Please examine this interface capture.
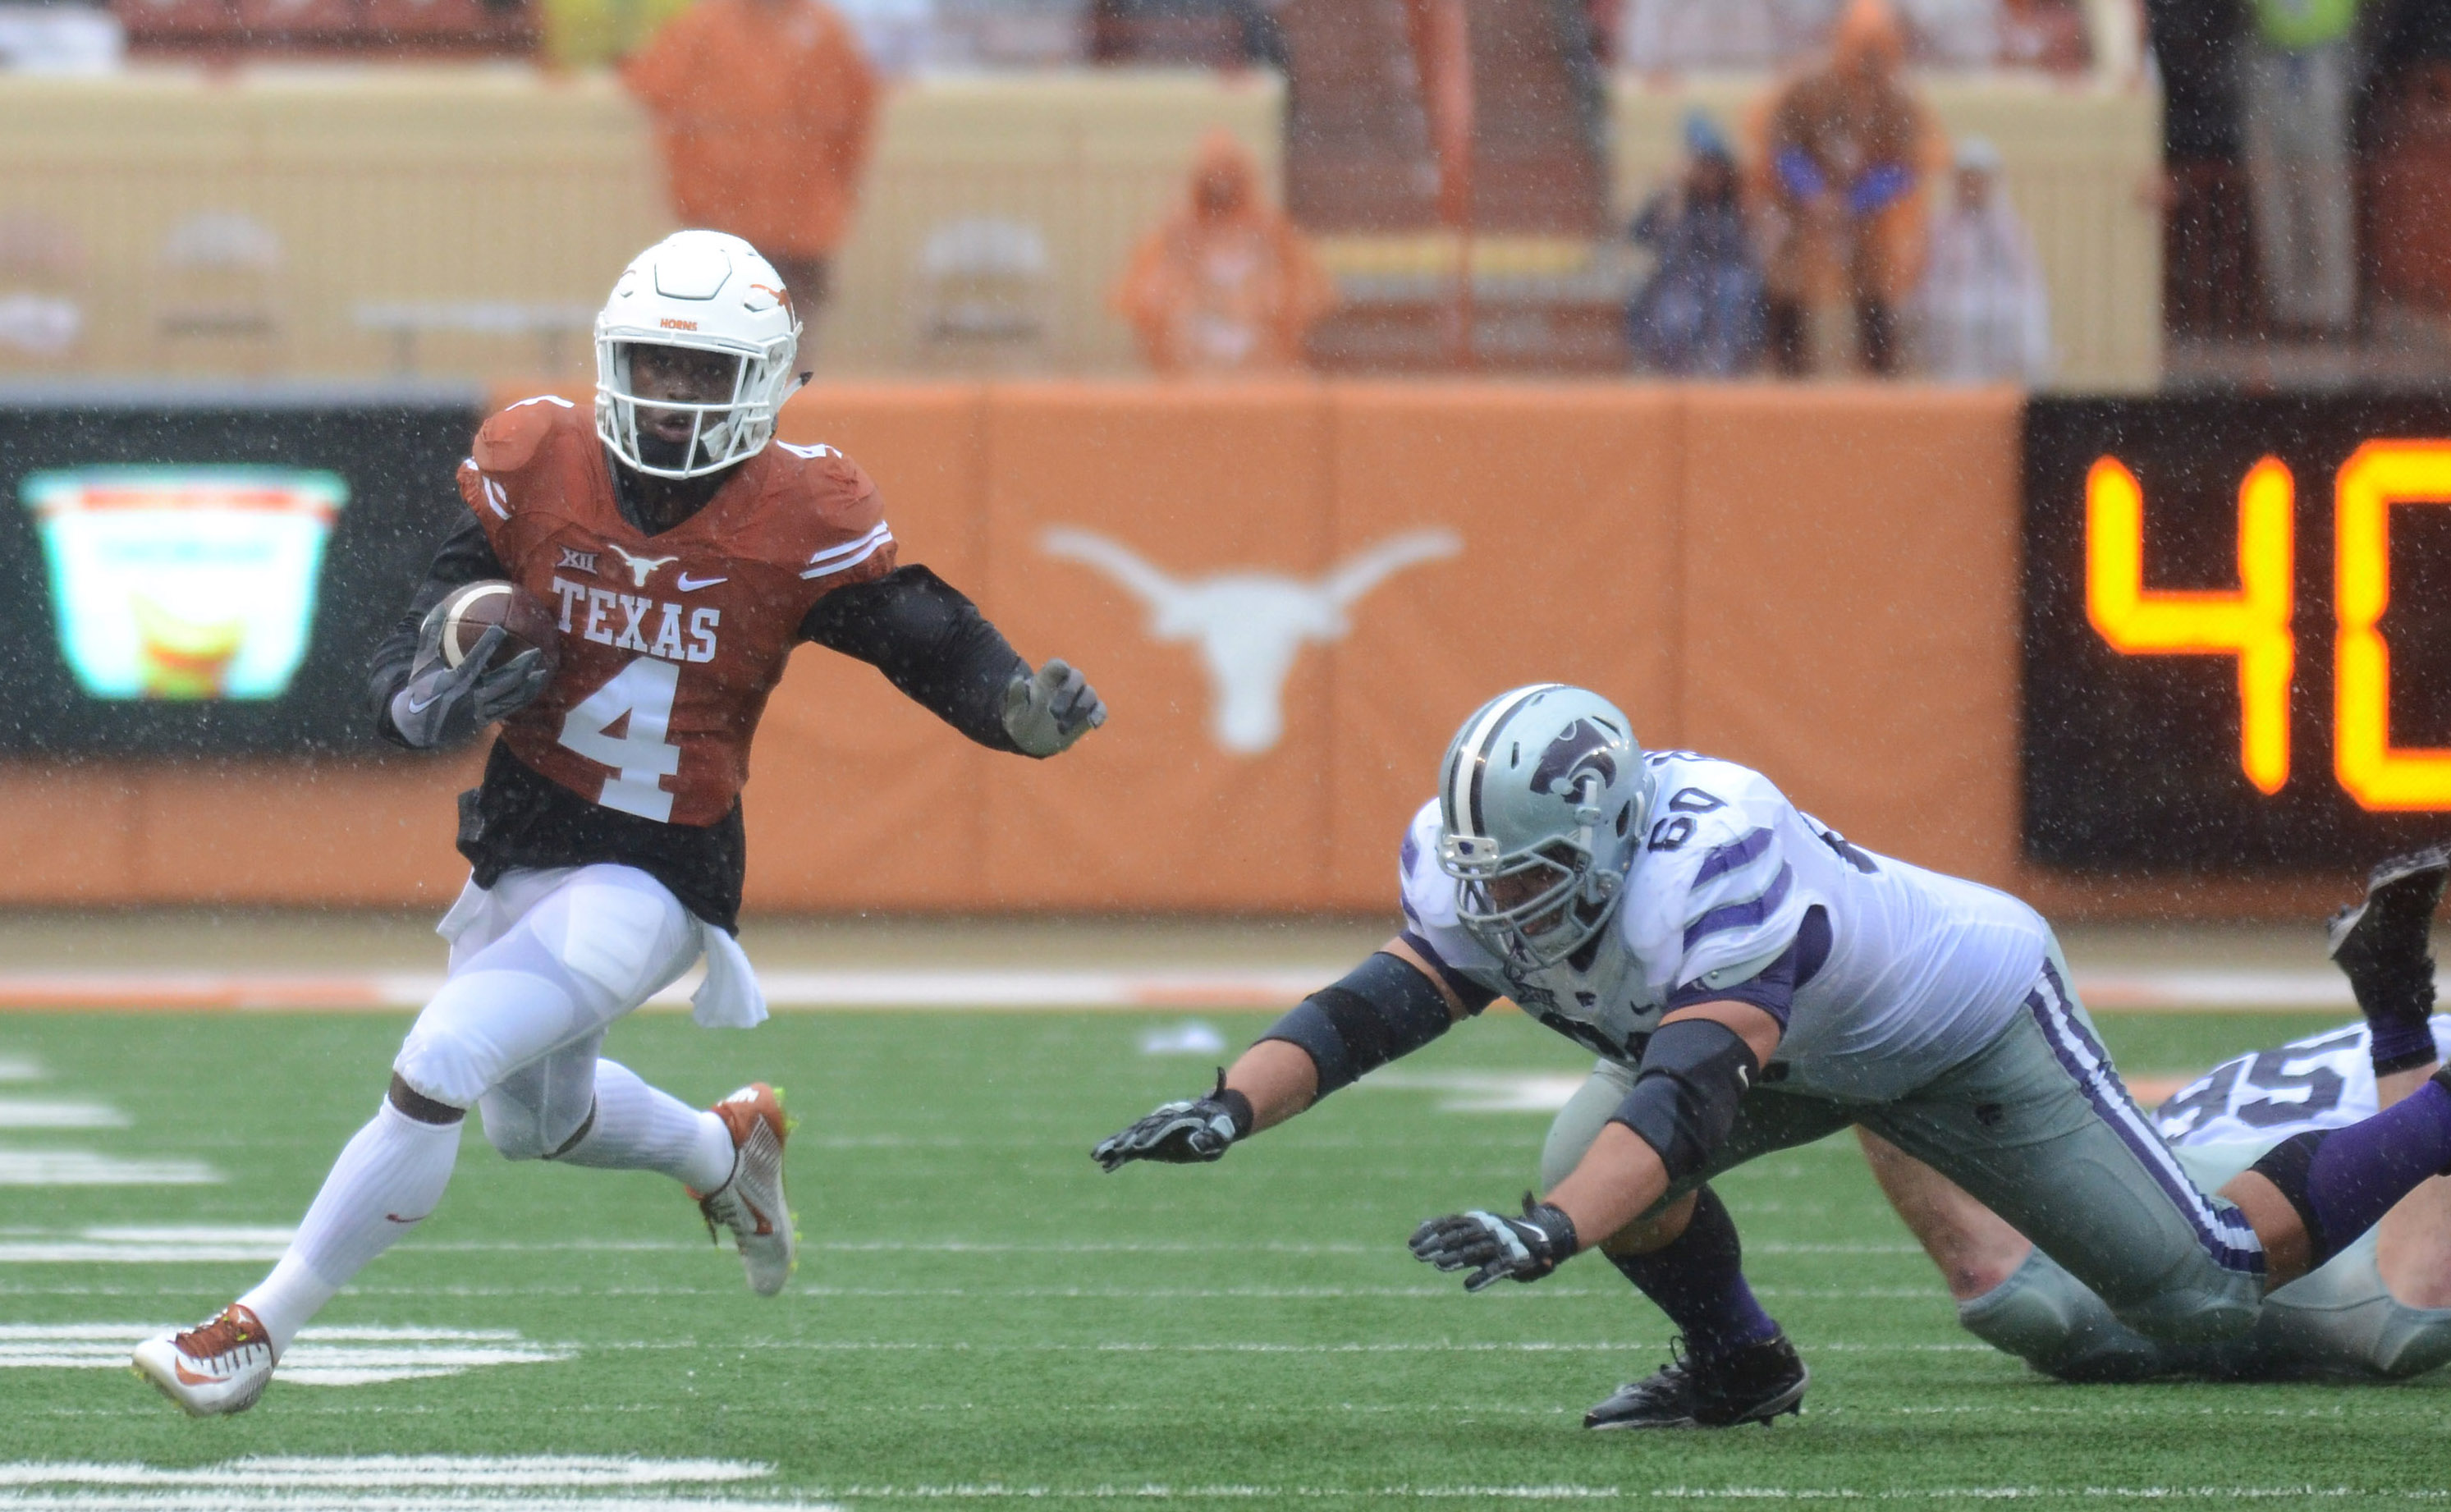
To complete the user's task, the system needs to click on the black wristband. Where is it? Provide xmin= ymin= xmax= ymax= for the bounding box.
xmin=1523 ymin=1198 xmax=1580 ymax=1259
xmin=1215 ymin=1088 xmax=1255 ymax=1139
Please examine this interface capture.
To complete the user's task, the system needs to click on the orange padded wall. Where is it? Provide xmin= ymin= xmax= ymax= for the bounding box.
xmin=0 ymin=382 xmax=2353 ymax=919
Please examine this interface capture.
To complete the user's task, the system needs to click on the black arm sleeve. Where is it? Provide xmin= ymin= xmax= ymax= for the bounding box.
xmin=1258 ymin=951 xmax=1461 ymax=1099
xmin=798 ymin=564 xmax=1028 ymax=754
xmin=368 ymin=512 xmax=512 ymax=747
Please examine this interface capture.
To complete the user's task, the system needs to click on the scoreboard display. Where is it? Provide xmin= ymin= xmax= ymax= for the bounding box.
xmin=2024 ymin=395 xmax=2451 ymax=869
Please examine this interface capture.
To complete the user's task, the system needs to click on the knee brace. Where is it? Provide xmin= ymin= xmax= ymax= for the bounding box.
xmin=1957 ymin=1248 xmax=2176 ymax=1382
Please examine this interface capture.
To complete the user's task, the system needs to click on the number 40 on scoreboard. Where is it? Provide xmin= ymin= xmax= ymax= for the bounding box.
xmin=2023 ymin=397 xmax=2451 ymax=870
xmin=2087 ymin=440 xmax=2450 ymax=810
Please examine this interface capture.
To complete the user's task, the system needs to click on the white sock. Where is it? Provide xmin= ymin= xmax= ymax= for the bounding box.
xmin=553 ymin=1059 xmax=735 ymax=1192
xmin=238 ymin=1098 xmax=460 ymax=1355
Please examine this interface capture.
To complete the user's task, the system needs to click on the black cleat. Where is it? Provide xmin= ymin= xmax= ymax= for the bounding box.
xmin=2327 ymin=845 xmax=2449 ymax=1029
xmin=1583 ymin=1333 xmax=1808 ymax=1431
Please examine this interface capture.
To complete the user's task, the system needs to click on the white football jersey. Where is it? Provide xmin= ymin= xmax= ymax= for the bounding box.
xmin=2155 ymin=1017 xmax=2451 ymax=1276
xmin=1399 ymin=750 xmax=2050 ymax=1099
xmin=2155 ymin=1016 xmax=2451 ymax=1154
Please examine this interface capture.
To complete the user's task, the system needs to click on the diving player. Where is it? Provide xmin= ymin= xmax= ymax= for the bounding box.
xmin=134 ymin=231 xmax=1106 ymax=1417
xmin=1862 ymin=846 xmax=2451 ymax=1381
xmin=1094 ymin=685 xmax=2451 ymax=1428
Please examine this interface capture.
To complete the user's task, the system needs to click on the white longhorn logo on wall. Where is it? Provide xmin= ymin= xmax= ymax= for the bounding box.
xmin=1041 ymin=525 xmax=1463 ymax=755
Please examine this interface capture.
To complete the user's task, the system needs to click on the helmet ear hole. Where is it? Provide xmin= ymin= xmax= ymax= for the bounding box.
xmin=1615 ymin=801 xmax=1632 ymax=837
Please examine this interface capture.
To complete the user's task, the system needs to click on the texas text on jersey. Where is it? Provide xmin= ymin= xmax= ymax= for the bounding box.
xmin=459 ymin=394 xmax=896 ymax=827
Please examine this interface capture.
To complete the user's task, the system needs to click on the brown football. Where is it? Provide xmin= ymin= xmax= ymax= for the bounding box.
xmin=435 ymin=580 xmax=561 ymax=678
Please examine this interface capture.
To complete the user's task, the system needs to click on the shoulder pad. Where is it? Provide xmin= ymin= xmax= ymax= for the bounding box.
xmin=471 ymin=394 xmax=584 ymax=474
xmin=1620 ymin=771 xmax=1803 ymax=985
xmin=1398 ymin=800 xmax=1454 ymax=923
xmin=769 ymin=438 xmax=879 ymax=520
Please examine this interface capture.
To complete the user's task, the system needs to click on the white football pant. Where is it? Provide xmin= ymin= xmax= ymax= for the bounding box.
xmin=238 ymin=864 xmax=733 ymax=1355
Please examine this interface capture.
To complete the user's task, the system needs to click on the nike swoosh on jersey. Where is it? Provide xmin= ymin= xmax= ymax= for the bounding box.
xmin=677 ymin=573 xmax=729 ymax=591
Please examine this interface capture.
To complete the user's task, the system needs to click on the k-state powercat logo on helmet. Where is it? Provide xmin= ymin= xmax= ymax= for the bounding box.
xmin=1040 ymin=525 xmax=1461 ymax=755
xmin=1531 ymin=719 xmax=1619 ymax=799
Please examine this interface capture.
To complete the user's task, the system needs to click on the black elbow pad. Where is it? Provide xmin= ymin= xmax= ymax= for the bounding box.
xmin=1258 ymin=950 xmax=1456 ymax=1097
xmin=1607 ymin=1018 xmax=1759 ymax=1184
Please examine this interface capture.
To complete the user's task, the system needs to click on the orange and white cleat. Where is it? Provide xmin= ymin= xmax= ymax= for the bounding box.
xmin=131 ymin=1304 xmax=276 ymax=1417
xmin=689 ymin=1083 xmax=796 ymax=1296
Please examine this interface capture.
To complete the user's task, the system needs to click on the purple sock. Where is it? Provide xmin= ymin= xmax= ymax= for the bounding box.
xmin=1607 ymin=1187 xmax=1781 ymax=1362
xmin=2297 ymin=1080 xmax=2451 ymax=1265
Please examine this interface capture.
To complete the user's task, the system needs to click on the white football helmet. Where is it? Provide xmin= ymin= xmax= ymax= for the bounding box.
xmin=1436 ymin=684 xmax=1654 ymax=969
xmin=594 ymin=230 xmax=804 ymax=480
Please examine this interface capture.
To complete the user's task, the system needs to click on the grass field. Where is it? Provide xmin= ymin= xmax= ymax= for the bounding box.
xmin=1 ymin=1004 xmax=2445 ymax=1509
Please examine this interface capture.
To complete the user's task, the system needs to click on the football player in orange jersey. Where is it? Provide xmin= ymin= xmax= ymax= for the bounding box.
xmin=133 ymin=231 xmax=1106 ymax=1417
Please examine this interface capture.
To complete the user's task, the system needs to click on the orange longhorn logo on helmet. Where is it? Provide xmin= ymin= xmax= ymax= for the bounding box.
xmin=747 ymin=282 xmax=792 ymax=311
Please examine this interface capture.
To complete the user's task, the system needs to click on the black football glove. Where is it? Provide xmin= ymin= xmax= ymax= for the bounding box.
xmin=1409 ymin=1194 xmax=1579 ymax=1292
xmin=1003 ymin=657 xmax=1106 ymax=757
xmin=388 ymin=623 xmax=553 ymax=750
xmin=1093 ymin=1070 xmax=1253 ymax=1171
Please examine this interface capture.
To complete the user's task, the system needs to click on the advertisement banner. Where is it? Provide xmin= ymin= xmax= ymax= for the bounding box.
xmin=0 ymin=401 xmax=481 ymax=754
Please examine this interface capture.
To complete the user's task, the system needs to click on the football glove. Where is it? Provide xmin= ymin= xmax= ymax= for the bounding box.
xmin=1003 ymin=657 xmax=1106 ymax=757
xmin=388 ymin=624 xmax=553 ymax=749
xmin=1409 ymin=1194 xmax=1579 ymax=1292
xmin=1093 ymin=1070 xmax=1251 ymax=1171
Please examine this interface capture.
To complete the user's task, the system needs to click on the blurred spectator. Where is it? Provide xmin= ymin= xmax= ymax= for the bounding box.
xmin=2240 ymin=0 xmax=2360 ymax=333
xmin=1114 ymin=131 xmax=1333 ymax=375
xmin=1912 ymin=136 xmax=2052 ymax=382
xmin=625 ymin=0 xmax=878 ymax=332
xmin=1624 ymin=112 xmax=1767 ymax=376
xmin=1751 ymin=0 xmax=1940 ymax=376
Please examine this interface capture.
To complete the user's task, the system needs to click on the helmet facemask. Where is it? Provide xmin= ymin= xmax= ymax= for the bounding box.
xmin=1442 ymin=774 xmax=1626 ymax=969
xmin=596 ymin=331 xmax=796 ymax=481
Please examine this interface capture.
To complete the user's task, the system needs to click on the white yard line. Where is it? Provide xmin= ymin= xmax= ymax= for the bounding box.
xmin=1 ymin=1326 xmax=575 ymax=1385
xmin=0 ymin=1058 xmax=43 ymax=1083
xmin=0 ymin=1102 xmax=126 ymax=1130
xmin=0 ymin=1152 xmax=219 ymax=1187
xmin=0 ymin=966 xmax=2400 ymax=1014
xmin=0 ymin=1457 xmax=829 ymax=1511
xmin=778 ymin=1486 xmax=2437 ymax=1503
xmin=0 ymin=1226 xmax=1926 ymax=1269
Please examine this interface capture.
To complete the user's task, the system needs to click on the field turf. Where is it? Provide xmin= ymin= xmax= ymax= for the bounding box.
xmin=1 ymin=1005 xmax=2444 ymax=1508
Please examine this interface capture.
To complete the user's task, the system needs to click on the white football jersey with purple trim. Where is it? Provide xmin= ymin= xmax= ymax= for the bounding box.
xmin=2154 ymin=1017 xmax=2451 ymax=1278
xmin=1399 ymin=751 xmax=2048 ymax=1098
xmin=2156 ymin=1016 xmax=2451 ymax=1155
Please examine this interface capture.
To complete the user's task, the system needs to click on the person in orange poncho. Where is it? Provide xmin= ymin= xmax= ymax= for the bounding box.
xmin=1115 ymin=133 xmax=1335 ymax=376
xmin=1748 ymin=0 xmax=1942 ymax=377
xmin=625 ymin=0 xmax=878 ymax=329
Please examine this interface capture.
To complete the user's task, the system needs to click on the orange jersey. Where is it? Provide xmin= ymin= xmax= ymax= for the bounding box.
xmin=456 ymin=395 xmax=896 ymax=827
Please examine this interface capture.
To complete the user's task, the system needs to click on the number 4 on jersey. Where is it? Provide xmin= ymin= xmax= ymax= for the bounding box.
xmin=557 ymin=656 xmax=682 ymax=821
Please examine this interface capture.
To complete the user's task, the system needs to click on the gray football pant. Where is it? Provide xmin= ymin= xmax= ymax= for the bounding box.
xmin=1959 ymin=1235 xmax=2451 ymax=1382
xmin=1542 ymin=960 xmax=2265 ymax=1345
